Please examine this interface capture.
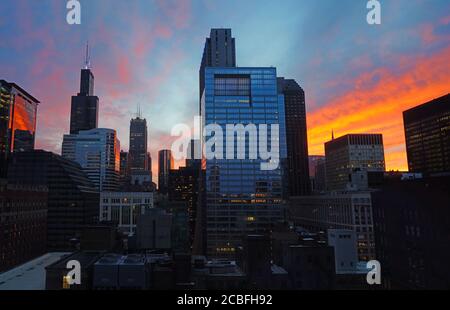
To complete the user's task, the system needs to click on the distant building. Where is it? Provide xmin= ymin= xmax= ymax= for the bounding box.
xmin=120 ymin=151 xmax=129 ymax=179
xmin=69 ymin=51 xmax=99 ymax=134
xmin=128 ymin=116 xmax=149 ymax=173
xmin=0 ymin=182 xmax=48 ymax=272
xmin=278 ymin=78 xmax=310 ymax=196
xmin=100 ymin=191 xmax=154 ymax=236
xmin=403 ymin=94 xmax=450 ymax=174
xmin=325 ymin=134 xmax=385 ymax=191
xmin=289 ymin=193 xmax=375 ymax=261
xmin=309 ymin=155 xmax=326 ymax=193
xmin=136 ymin=208 xmax=172 ymax=250
xmin=168 ymin=166 xmax=200 ymax=246
xmin=7 ymin=150 xmax=99 ymax=251
xmin=372 ymin=173 xmax=450 ymax=289
xmin=0 ymin=80 xmax=39 ymax=176
xmin=327 ymin=229 xmax=358 ymax=274
xmin=158 ymin=150 xmax=173 ymax=195
xmin=62 ymin=128 xmax=120 ymax=191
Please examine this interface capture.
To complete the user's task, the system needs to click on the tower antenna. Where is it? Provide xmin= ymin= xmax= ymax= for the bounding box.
xmin=84 ymin=41 xmax=91 ymax=69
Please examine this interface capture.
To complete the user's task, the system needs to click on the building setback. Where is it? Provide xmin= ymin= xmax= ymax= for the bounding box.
xmin=403 ymin=94 xmax=450 ymax=174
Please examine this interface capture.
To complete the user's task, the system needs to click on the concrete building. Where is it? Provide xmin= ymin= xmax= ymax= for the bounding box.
xmin=136 ymin=208 xmax=172 ymax=250
xmin=100 ymin=191 xmax=154 ymax=236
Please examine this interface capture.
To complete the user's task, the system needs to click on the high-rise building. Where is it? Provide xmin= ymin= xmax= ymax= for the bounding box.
xmin=0 ymin=181 xmax=48 ymax=272
xmin=199 ymin=29 xmax=236 ymax=103
xmin=372 ymin=173 xmax=450 ymax=289
xmin=201 ymin=66 xmax=287 ymax=258
xmin=7 ymin=151 xmax=99 ymax=251
xmin=158 ymin=150 xmax=174 ymax=195
xmin=403 ymin=94 xmax=450 ymax=174
xmin=69 ymin=47 xmax=99 ymax=134
xmin=129 ymin=116 xmax=148 ymax=172
xmin=278 ymin=78 xmax=310 ymax=195
xmin=0 ymin=80 xmax=39 ymax=176
xmin=168 ymin=166 xmax=200 ymax=247
xmin=62 ymin=128 xmax=120 ymax=191
xmin=120 ymin=151 xmax=129 ymax=179
xmin=325 ymin=134 xmax=385 ymax=191
xmin=309 ymin=155 xmax=326 ymax=193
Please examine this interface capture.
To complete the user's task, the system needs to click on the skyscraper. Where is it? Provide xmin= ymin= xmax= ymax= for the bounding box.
xmin=62 ymin=128 xmax=120 ymax=191
xmin=0 ymin=80 xmax=39 ymax=176
xmin=199 ymin=29 xmax=236 ymax=103
xmin=278 ymin=78 xmax=310 ymax=196
xmin=201 ymin=66 xmax=287 ymax=258
xmin=158 ymin=150 xmax=174 ymax=195
xmin=325 ymin=134 xmax=385 ymax=191
xmin=69 ymin=46 xmax=99 ymax=134
xmin=403 ymin=94 xmax=450 ymax=174
xmin=128 ymin=115 xmax=148 ymax=172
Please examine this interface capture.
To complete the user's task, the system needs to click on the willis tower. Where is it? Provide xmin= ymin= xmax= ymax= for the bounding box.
xmin=70 ymin=44 xmax=99 ymax=134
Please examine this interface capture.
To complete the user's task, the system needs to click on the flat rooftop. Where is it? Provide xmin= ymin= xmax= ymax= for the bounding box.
xmin=0 ymin=253 xmax=70 ymax=290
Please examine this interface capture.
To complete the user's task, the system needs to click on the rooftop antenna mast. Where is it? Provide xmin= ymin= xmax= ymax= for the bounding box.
xmin=84 ymin=41 xmax=91 ymax=69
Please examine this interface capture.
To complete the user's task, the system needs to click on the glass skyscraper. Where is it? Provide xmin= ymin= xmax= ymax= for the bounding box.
xmin=201 ymin=67 xmax=287 ymax=258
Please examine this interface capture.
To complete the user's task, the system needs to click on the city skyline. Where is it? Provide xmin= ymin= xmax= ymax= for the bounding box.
xmin=1 ymin=0 xmax=450 ymax=180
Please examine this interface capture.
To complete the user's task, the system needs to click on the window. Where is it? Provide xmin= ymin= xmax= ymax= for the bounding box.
xmin=214 ymin=75 xmax=250 ymax=96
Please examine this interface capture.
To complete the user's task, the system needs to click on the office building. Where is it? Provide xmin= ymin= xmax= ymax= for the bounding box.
xmin=136 ymin=208 xmax=172 ymax=250
xmin=327 ymin=229 xmax=358 ymax=274
xmin=278 ymin=78 xmax=310 ymax=195
xmin=120 ymin=151 xmax=129 ymax=179
xmin=372 ymin=173 xmax=450 ymax=289
xmin=309 ymin=155 xmax=326 ymax=193
xmin=403 ymin=94 xmax=450 ymax=174
xmin=128 ymin=116 xmax=149 ymax=172
xmin=199 ymin=29 xmax=236 ymax=103
xmin=325 ymin=134 xmax=385 ymax=191
xmin=69 ymin=47 xmax=99 ymax=134
xmin=201 ymin=66 xmax=287 ymax=258
xmin=168 ymin=166 xmax=200 ymax=246
xmin=99 ymin=191 xmax=154 ymax=236
xmin=7 ymin=150 xmax=99 ymax=251
xmin=0 ymin=182 xmax=48 ymax=272
xmin=62 ymin=128 xmax=120 ymax=191
xmin=158 ymin=150 xmax=174 ymax=195
xmin=0 ymin=80 xmax=39 ymax=176
xmin=289 ymin=193 xmax=375 ymax=261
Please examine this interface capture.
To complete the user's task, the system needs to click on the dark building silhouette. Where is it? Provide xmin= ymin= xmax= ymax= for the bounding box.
xmin=199 ymin=28 xmax=236 ymax=103
xmin=120 ymin=150 xmax=129 ymax=179
xmin=403 ymin=94 xmax=450 ymax=174
xmin=278 ymin=78 xmax=310 ymax=195
xmin=168 ymin=166 xmax=200 ymax=247
xmin=0 ymin=80 xmax=39 ymax=177
xmin=372 ymin=173 xmax=450 ymax=289
xmin=129 ymin=116 xmax=148 ymax=172
xmin=69 ymin=48 xmax=99 ymax=134
xmin=0 ymin=181 xmax=48 ymax=272
xmin=7 ymin=150 xmax=99 ymax=251
xmin=158 ymin=150 xmax=173 ymax=195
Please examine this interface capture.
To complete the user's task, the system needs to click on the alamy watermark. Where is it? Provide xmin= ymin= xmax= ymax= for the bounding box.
xmin=63 ymin=259 xmax=81 ymax=288
xmin=171 ymin=116 xmax=280 ymax=171
xmin=367 ymin=0 xmax=381 ymax=25
xmin=66 ymin=0 xmax=81 ymax=25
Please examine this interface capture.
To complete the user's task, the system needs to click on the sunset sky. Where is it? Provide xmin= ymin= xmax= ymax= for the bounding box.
xmin=1 ymin=0 xmax=449 ymax=178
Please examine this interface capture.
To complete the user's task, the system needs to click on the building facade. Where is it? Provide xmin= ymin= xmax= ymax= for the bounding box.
xmin=325 ymin=134 xmax=385 ymax=191
xmin=99 ymin=191 xmax=154 ymax=236
xmin=277 ymin=78 xmax=310 ymax=196
xmin=201 ymin=66 xmax=287 ymax=258
xmin=403 ymin=94 xmax=450 ymax=174
xmin=289 ymin=193 xmax=375 ymax=261
xmin=158 ymin=150 xmax=174 ymax=195
xmin=7 ymin=150 xmax=99 ymax=251
xmin=0 ymin=182 xmax=48 ymax=272
xmin=0 ymin=80 xmax=39 ymax=176
xmin=62 ymin=128 xmax=120 ymax=191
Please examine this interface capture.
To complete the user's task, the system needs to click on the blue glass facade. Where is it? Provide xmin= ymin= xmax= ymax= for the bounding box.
xmin=201 ymin=67 xmax=287 ymax=257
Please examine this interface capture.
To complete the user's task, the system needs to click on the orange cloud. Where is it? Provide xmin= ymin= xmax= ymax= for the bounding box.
xmin=307 ymin=46 xmax=450 ymax=171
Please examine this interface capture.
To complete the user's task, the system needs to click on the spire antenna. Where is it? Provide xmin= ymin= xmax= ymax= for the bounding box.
xmin=84 ymin=41 xmax=91 ymax=69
